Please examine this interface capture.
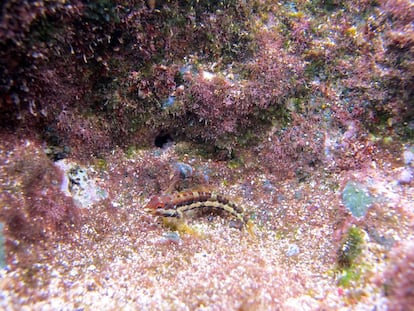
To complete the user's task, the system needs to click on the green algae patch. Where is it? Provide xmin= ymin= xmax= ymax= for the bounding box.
xmin=338 ymin=226 xmax=364 ymax=269
xmin=342 ymin=181 xmax=373 ymax=218
xmin=94 ymin=158 xmax=108 ymax=171
xmin=337 ymin=267 xmax=362 ymax=288
xmin=336 ymin=226 xmax=370 ymax=289
xmin=227 ymin=157 xmax=244 ymax=169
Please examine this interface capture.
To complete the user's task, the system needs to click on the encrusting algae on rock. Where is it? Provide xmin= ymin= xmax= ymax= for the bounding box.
xmin=0 ymin=0 xmax=413 ymax=309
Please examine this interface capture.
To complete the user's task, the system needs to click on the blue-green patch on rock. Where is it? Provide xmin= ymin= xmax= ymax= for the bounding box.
xmin=342 ymin=181 xmax=373 ymax=218
xmin=0 ymin=222 xmax=5 ymax=269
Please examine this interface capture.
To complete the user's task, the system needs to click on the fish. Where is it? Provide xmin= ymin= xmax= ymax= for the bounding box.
xmin=144 ymin=190 xmax=247 ymax=224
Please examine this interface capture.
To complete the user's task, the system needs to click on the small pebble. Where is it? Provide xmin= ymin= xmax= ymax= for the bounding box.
xmin=403 ymin=149 xmax=414 ymax=166
xmin=161 ymin=232 xmax=182 ymax=244
xmin=286 ymin=244 xmax=300 ymax=257
xmin=397 ymin=167 xmax=413 ymax=184
xmin=174 ymin=162 xmax=193 ymax=179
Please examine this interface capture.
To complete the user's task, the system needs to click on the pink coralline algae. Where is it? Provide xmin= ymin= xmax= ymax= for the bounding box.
xmin=0 ymin=0 xmax=413 ymax=310
xmin=382 ymin=240 xmax=414 ymax=311
xmin=0 ymin=135 xmax=79 ymax=242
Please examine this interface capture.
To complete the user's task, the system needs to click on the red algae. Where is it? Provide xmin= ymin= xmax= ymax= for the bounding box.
xmin=0 ymin=134 xmax=79 ymax=242
xmin=0 ymin=0 xmax=413 ymax=310
xmin=0 ymin=139 xmax=412 ymax=310
xmin=382 ymin=239 xmax=414 ymax=311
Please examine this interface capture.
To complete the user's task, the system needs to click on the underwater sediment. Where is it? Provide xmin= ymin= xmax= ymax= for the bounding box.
xmin=0 ymin=0 xmax=413 ymax=310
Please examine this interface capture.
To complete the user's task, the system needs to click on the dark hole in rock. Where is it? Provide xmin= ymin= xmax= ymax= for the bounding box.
xmin=154 ymin=132 xmax=173 ymax=148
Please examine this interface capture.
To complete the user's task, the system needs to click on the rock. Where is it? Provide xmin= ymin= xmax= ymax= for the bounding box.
xmin=342 ymin=181 xmax=373 ymax=218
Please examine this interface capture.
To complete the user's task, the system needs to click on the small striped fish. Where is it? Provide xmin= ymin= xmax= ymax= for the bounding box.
xmin=144 ymin=190 xmax=247 ymax=225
